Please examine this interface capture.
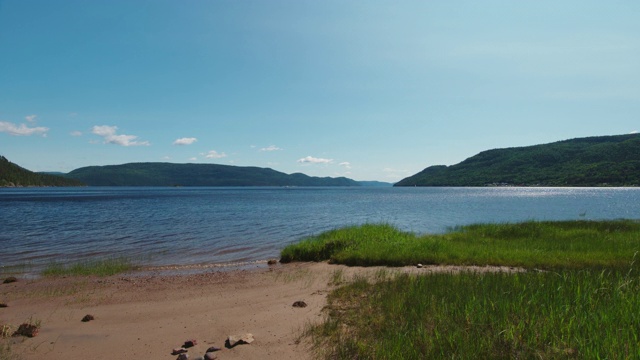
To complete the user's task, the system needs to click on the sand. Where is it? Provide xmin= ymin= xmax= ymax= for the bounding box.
xmin=1 ymin=262 xmax=521 ymax=360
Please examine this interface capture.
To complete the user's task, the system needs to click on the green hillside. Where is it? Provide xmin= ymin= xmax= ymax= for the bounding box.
xmin=65 ymin=162 xmax=361 ymax=187
xmin=395 ymin=134 xmax=640 ymax=187
xmin=0 ymin=156 xmax=84 ymax=187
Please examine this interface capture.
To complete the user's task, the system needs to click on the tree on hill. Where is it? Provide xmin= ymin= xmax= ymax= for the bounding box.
xmin=0 ymin=156 xmax=84 ymax=187
xmin=395 ymin=134 xmax=640 ymax=187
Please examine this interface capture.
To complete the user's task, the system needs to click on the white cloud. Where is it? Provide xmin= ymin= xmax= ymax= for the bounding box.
xmin=297 ymin=156 xmax=333 ymax=164
xmin=0 ymin=121 xmax=49 ymax=136
xmin=91 ymin=125 xmax=150 ymax=146
xmin=162 ymin=156 xmax=171 ymax=161
xmin=339 ymin=161 xmax=352 ymax=169
xmin=203 ymin=150 xmax=227 ymax=159
xmin=173 ymin=137 xmax=198 ymax=145
xmin=630 ymin=130 xmax=638 ymax=134
xmin=260 ymin=145 xmax=282 ymax=152
xmin=25 ymin=115 xmax=37 ymax=123
xmin=70 ymin=131 xmax=83 ymax=136
xmin=189 ymin=157 xmax=198 ymax=162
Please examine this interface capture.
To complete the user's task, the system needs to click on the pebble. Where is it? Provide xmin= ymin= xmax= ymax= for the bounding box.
xmin=227 ymin=333 xmax=254 ymax=348
xmin=292 ymin=301 xmax=307 ymax=308
xmin=172 ymin=348 xmax=188 ymax=355
xmin=183 ymin=339 xmax=197 ymax=348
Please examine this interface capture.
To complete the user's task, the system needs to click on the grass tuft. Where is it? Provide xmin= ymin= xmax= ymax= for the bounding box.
xmin=41 ymin=257 xmax=138 ymax=277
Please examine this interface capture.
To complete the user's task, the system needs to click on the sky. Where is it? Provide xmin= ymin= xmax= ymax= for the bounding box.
xmin=1 ymin=1 xmax=639 ymax=182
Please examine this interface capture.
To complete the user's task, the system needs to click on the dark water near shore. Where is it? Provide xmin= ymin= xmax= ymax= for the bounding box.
xmin=1 ymin=187 xmax=639 ymax=275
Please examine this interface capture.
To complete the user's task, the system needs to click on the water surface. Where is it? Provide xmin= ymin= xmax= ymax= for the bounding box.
xmin=1 ymin=187 xmax=638 ymax=275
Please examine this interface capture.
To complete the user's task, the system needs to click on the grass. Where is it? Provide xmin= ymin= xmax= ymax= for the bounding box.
xmin=41 ymin=257 xmax=138 ymax=277
xmin=283 ymin=220 xmax=640 ymax=359
xmin=281 ymin=220 xmax=640 ymax=270
xmin=309 ymin=268 xmax=640 ymax=359
xmin=0 ymin=342 xmax=20 ymax=360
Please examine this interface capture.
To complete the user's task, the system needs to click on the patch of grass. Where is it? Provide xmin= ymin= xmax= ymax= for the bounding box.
xmin=288 ymin=220 xmax=640 ymax=358
xmin=281 ymin=220 xmax=640 ymax=270
xmin=0 ymin=341 xmax=20 ymax=360
xmin=309 ymin=267 xmax=640 ymax=359
xmin=41 ymin=257 xmax=138 ymax=277
xmin=0 ymin=324 xmax=11 ymax=339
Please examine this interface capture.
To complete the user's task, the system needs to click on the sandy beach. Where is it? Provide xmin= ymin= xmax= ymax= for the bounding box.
xmin=1 ymin=262 xmax=520 ymax=360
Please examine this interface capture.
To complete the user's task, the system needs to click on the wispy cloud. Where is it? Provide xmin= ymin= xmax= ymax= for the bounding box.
xmin=91 ymin=125 xmax=150 ymax=146
xmin=189 ymin=157 xmax=198 ymax=162
xmin=203 ymin=150 xmax=227 ymax=159
xmin=173 ymin=137 xmax=198 ymax=145
xmin=0 ymin=121 xmax=49 ymax=136
xmin=260 ymin=145 xmax=282 ymax=152
xmin=70 ymin=131 xmax=83 ymax=136
xmin=339 ymin=161 xmax=352 ymax=169
xmin=297 ymin=156 xmax=333 ymax=164
xmin=630 ymin=130 xmax=638 ymax=134
xmin=25 ymin=115 xmax=37 ymax=123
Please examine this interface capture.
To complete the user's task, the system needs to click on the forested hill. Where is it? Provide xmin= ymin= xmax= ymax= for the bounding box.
xmin=395 ymin=134 xmax=640 ymax=187
xmin=65 ymin=162 xmax=362 ymax=187
xmin=0 ymin=156 xmax=84 ymax=187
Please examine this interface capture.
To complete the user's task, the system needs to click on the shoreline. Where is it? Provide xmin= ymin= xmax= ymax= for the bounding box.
xmin=0 ymin=261 xmax=521 ymax=360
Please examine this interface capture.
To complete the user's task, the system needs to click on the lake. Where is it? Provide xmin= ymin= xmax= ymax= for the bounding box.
xmin=1 ymin=187 xmax=639 ymax=275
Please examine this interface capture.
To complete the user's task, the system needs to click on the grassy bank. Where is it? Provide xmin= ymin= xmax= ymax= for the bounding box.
xmin=41 ymin=257 xmax=138 ymax=277
xmin=282 ymin=220 xmax=640 ymax=359
xmin=281 ymin=220 xmax=640 ymax=270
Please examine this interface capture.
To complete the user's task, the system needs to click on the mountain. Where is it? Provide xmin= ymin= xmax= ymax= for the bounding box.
xmin=65 ymin=162 xmax=362 ymax=187
xmin=395 ymin=134 xmax=640 ymax=187
xmin=0 ymin=156 xmax=85 ymax=187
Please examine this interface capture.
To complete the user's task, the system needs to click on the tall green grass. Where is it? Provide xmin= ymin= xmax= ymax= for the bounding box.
xmin=41 ymin=257 xmax=138 ymax=277
xmin=281 ymin=220 xmax=640 ymax=270
xmin=285 ymin=220 xmax=640 ymax=359
xmin=309 ymin=267 xmax=640 ymax=359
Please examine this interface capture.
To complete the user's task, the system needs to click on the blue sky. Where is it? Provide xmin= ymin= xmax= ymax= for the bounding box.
xmin=1 ymin=1 xmax=638 ymax=182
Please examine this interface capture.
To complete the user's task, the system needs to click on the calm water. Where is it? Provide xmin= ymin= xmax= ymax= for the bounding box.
xmin=1 ymin=187 xmax=639 ymax=274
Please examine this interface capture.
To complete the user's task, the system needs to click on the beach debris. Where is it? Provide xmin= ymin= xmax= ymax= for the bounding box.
xmin=292 ymin=300 xmax=307 ymax=308
xmin=267 ymin=259 xmax=278 ymax=265
xmin=0 ymin=303 xmax=7 ymax=308
xmin=183 ymin=339 xmax=198 ymax=348
xmin=177 ymin=353 xmax=189 ymax=360
xmin=12 ymin=323 xmax=39 ymax=338
xmin=2 ymin=277 xmax=17 ymax=284
xmin=417 ymin=263 xmax=423 ymax=268
xmin=172 ymin=348 xmax=188 ymax=355
xmin=81 ymin=314 xmax=95 ymax=322
xmin=205 ymin=346 xmax=221 ymax=352
xmin=226 ymin=333 xmax=254 ymax=348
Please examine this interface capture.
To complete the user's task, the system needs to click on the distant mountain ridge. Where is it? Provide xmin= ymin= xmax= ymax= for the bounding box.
xmin=65 ymin=162 xmax=364 ymax=187
xmin=395 ymin=134 xmax=640 ymax=187
xmin=0 ymin=156 xmax=84 ymax=187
